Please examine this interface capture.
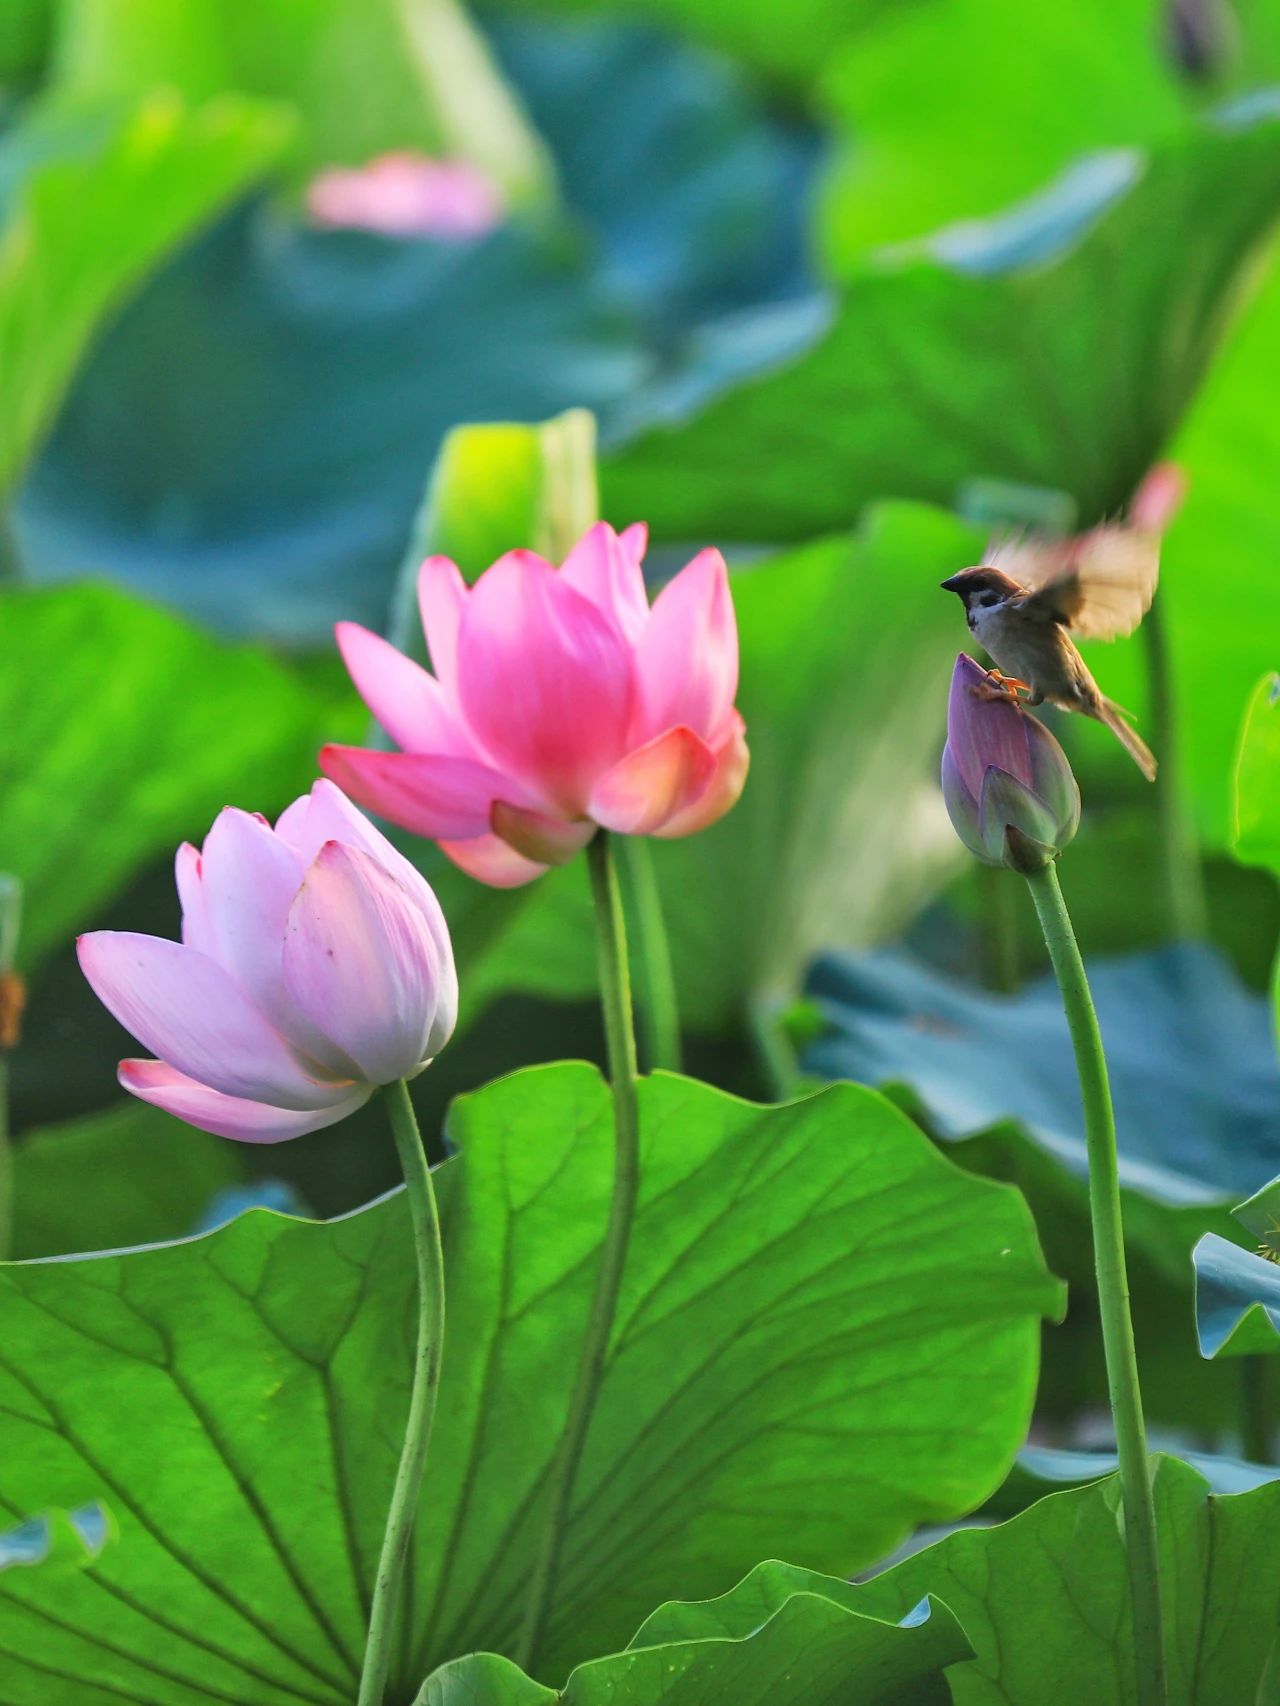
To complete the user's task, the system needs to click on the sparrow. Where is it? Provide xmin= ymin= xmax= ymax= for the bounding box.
xmin=941 ymin=529 xmax=1159 ymax=781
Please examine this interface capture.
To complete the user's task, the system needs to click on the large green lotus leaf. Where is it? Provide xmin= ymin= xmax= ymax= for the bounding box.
xmin=486 ymin=0 xmax=880 ymax=90
xmin=0 ymin=581 xmax=355 ymax=969
xmin=10 ymin=1101 xmax=243 ymax=1260
xmin=667 ymin=1460 xmax=1279 ymax=1704
xmin=49 ymin=0 xmax=553 ymax=203
xmin=806 ymin=944 xmax=1280 ymax=1221
xmin=404 ymin=503 xmax=976 ymax=1037
xmin=0 ymin=0 xmax=51 ymax=84
xmin=1076 ymin=256 xmax=1280 ymax=847
xmin=0 ymin=1066 xmax=1060 ymax=1699
xmin=0 ymin=1502 xmax=115 ymax=1576
xmin=418 ymin=1592 xmax=965 ymax=1705
xmin=815 ymin=0 xmax=1241 ymax=264
xmin=805 ymin=944 xmax=1279 ymax=1425
xmin=603 ymin=117 xmax=1280 ymax=542
xmin=0 ymin=90 xmax=289 ymax=493
xmin=15 ymin=20 xmax=813 ymax=641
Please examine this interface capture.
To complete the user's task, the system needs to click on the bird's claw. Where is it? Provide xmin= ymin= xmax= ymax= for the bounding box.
xmin=970 ymin=669 xmax=1031 ymax=704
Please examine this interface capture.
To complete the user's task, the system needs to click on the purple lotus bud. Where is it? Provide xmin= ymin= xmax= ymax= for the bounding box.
xmin=941 ymin=654 xmax=1080 ymax=874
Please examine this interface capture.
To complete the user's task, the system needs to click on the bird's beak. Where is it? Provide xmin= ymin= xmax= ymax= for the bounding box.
xmin=940 ymin=574 xmax=965 ymax=594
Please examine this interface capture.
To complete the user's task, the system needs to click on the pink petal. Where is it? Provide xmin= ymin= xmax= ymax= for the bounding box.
xmin=418 ymin=555 xmax=469 ymax=693
xmin=654 ymin=713 xmax=750 ymax=838
xmin=193 ymin=808 xmax=356 ymax=1073
xmin=282 ymin=841 xmax=446 ymax=1084
xmin=634 ymin=549 xmax=738 ymax=745
xmin=438 ymin=832 xmax=548 ymax=888
xmin=276 ymin=782 xmax=458 ymax=1055
xmin=456 ymin=550 xmax=633 ymax=810
xmin=120 ymin=1060 xmax=370 ymax=1144
xmin=588 ymin=726 xmax=717 ymax=836
xmin=559 ymin=522 xmax=650 ymax=644
xmin=319 ymin=745 xmax=515 ymax=838
xmin=619 ymin=521 xmax=649 ymax=560
xmin=335 ymin=622 xmax=463 ymax=754
xmin=175 ymin=842 xmax=213 ymax=955
xmin=78 ymin=933 xmax=341 ymax=1109
xmin=490 ymin=800 xmax=596 ymax=865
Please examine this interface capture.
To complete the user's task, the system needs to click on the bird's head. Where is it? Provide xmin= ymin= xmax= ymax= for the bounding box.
xmin=940 ymin=565 xmax=1023 ymax=615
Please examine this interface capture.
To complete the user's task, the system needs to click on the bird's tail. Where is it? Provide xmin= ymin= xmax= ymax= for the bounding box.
xmin=1097 ymin=698 xmax=1157 ymax=781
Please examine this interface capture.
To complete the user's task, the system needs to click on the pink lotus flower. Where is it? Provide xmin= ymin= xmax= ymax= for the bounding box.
xmin=78 ymin=782 xmax=456 ymax=1143
xmin=320 ymin=523 xmax=750 ymax=887
xmin=306 ymin=152 xmax=504 ymax=240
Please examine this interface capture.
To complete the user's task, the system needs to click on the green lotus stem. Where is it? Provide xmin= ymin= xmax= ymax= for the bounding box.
xmin=978 ymin=863 xmax=1021 ymax=993
xmin=1142 ymin=596 xmax=1208 ymax=941
xmin=516 ymin=829 xmax=640 ymax=1673
xmin=1024 ymin=862 xmax=1168 ymax=1706
xmin=357 ymin=1080 xmax=446 ymax=1706
xmin=0 ymin=874 xmax=23 ymax=1262
xmin=618 ymin=835 xmax=681 ymax=1071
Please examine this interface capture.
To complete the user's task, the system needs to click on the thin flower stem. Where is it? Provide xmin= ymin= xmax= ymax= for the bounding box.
xmin=978 ymin=863 xmax=1021 ymax=993
xmin=1024 ymin=862 xmax=1168 ymax=1706
xmin=0 ymin=1054 xmax=10 ymax=1262
xmin=1143 ymin=596 xmax=1208 ymax=941
xmin=357 ymin=1080 xmax=446 ymax=1706
xmin=619 ymin=835 xmax=681 ymax=1072
xmin=1239 ymin=1357 xmax=1274 ymax=1464
xmin=516 ymin=829 xmax=640 ymax=1674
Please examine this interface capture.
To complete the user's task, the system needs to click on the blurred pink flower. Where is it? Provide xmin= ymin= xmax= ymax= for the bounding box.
xmin=1128 ymin=462 xmax=1187 ymax=534
xmin=78 ymin=781 xmax=456 ymax=1142
xmin=321 ymin=523 xmax=750 ymax=887
xmin=306 ymin=152 xmax=504 ymax=239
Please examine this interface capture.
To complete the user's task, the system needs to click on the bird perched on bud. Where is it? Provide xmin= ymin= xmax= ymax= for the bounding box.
xmin=941 ymin=523 xmax=1160 ymax=781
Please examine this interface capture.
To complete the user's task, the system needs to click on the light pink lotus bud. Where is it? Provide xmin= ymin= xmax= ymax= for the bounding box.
xmin=306 ymin=152 xmax=504 ymax=240
xmin=321 ymin=524 xmax=750 ymax=887
xmin=77 ymin=782 xmax=456 ymax=1142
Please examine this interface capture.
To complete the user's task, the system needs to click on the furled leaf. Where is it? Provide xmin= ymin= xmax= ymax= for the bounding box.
xmin=418 ymin=1592 xmax=966 ymax=1704
xmin=0 ymin=1066 xmax=1059 ymax=1698
xmin=1231 ymin=673 xmax=1280 ymax=1032
xmin=10 ymin=1100 xmax=243 ymax=1260
xmin=0 ymin=91 xmax=289 ymax=492
xmin=407 ymin=407 xmax=599 ymax=586
xmin=1236 ymin=673 xmax=1280 ymax=870
xmin=603 ymin=118 xmax=1280 ymax=541
xmin=0 ymin=581 xmax=354 ymax=968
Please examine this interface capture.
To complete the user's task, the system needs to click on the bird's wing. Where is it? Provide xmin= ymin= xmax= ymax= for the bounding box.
xmin=989 ymin=528 xmax=1160 ymax=640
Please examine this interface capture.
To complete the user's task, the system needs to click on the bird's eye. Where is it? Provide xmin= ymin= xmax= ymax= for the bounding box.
xmin=977 ymin=591 xmax=1000 ymax=607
